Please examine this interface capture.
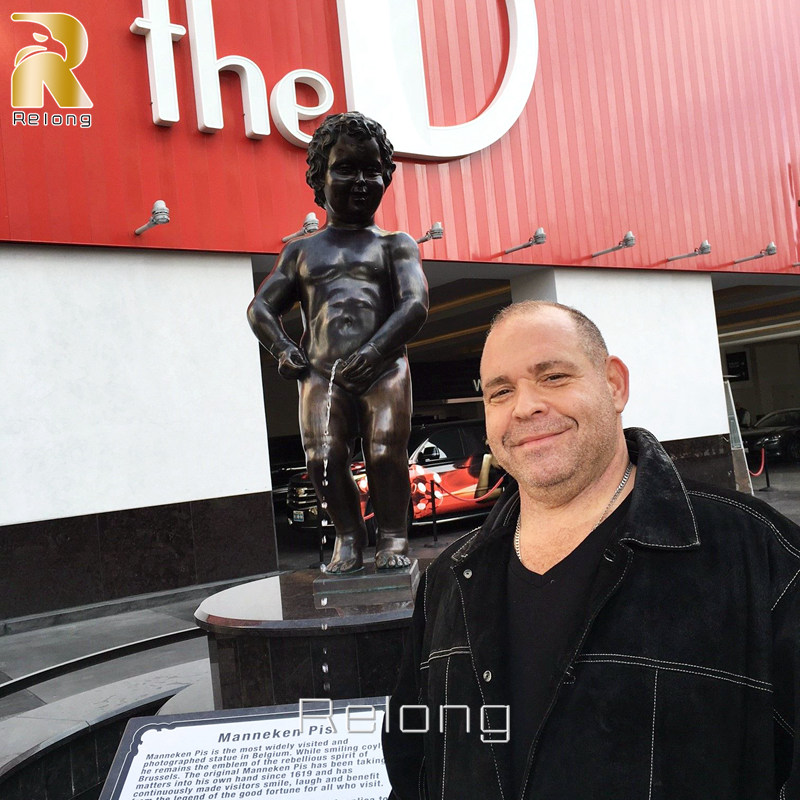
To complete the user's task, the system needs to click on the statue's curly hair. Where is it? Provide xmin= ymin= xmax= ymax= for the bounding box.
xmin=306 ymin=112 xmax=396 ymax=209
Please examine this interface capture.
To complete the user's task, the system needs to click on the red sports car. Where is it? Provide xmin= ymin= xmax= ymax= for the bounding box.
xmin=286 ymin=419 xmax=506 ymax=538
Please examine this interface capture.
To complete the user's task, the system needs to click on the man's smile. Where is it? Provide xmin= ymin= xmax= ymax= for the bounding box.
xmin=505 ymin=425 xmax=573 ymax=449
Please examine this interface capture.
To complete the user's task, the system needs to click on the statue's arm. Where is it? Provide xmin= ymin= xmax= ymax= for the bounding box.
xmin=374 ymin=231 xmax=429 ymax=354
xmin=247 ymin=245 xmax=308 ymax=378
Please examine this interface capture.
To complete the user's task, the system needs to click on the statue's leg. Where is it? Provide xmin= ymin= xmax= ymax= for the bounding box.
xmin=299 ymin=372 xmax=366 ymax=574
xmin=359 ymin=357 xmax=412 ymax=570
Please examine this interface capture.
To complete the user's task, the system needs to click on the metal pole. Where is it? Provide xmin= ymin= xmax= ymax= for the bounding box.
xmin=760 ymin=448 xmax=772 ymax=491
xmin=430 ymin=479 xmax=438 ymax=544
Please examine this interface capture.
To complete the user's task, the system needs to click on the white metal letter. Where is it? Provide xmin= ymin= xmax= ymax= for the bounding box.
xmin=185 ymin=0 xmax=270 ymax=138
xmin=336 ymin=0 xmax=538 ymax=159
xmin=130 ymin=0 xmax=186 ymax=125
xmin=270 ymin=69 xmax=334 ymax=146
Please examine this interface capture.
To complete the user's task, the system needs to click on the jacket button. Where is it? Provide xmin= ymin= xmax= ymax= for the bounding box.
xmin=483 ymin=670 xmax=492 ymax=682
xmin=603 ymin=549 xmax=616 ymax=562
xmin=463 ymin=569 xmax=473 ymax=578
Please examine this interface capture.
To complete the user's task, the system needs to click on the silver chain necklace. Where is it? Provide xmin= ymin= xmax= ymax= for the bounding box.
xmin=514 ymin=461 xmax=633 ymax=560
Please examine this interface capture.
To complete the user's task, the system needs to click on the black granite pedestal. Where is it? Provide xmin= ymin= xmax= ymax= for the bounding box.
xmin=194 ymin=562 xmax=419 ymax=710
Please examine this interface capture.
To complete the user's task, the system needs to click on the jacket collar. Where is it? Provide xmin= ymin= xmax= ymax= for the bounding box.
xmin=451 ymin=426 xmax=699 ymax=563
xmin=620 ymin=427 xmax=699 ymax=549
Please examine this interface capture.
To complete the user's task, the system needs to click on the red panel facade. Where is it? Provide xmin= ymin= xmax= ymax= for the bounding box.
xmin=0 ymin=0 xmax=799 ymax=274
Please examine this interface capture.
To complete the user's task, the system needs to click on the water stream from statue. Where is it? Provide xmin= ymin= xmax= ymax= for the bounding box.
xmin=318 ymin=359 xmax=342 ymax=577
xmin=320 ymin=359 xmax=343 ymax=512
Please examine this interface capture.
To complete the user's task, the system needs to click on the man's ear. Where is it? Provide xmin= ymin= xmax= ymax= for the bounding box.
xmin=605 ymin=356 xmax=629 ymax=413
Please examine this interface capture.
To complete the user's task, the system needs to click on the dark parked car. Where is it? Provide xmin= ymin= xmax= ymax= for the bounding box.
xmin=741 ymin=408 xmax=800 ymax=463
xmin=286 ymin=419 xmax=505 ymax=538
xmin=268 ymin=435 xmax=307 ymax=509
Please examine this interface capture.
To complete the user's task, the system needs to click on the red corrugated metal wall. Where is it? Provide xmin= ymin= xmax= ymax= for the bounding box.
xmin=0 ymin=0 xmax=798 ymax=274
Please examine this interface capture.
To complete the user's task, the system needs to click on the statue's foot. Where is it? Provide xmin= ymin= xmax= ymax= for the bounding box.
xmin=375 ymin=534 xmax=411 ymax=570
xmin=325 ymin=533 xmax=364 ymax=575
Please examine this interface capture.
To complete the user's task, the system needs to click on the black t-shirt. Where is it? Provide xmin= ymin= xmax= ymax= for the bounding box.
xmin=506 ymin=496 xmax=632 ymax=793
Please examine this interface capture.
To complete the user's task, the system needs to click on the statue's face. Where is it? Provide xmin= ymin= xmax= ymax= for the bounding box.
xmin=323 ymin=133 xmax=385 ymax=224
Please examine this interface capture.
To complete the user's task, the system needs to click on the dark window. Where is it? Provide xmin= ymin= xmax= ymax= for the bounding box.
xmin=421 ymin=428 xmax=465 ymax=461
xmin=460 ymin=424 xmax=488 ymax=457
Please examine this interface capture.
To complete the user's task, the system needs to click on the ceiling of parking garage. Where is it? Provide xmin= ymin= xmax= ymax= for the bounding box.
xmin=252 ymin=256 xmax=800 ymax=357
xmin=712 ymin=275 xmax=800 ymax=348
xmin=414 ymin=270 xmax=800 ymax=361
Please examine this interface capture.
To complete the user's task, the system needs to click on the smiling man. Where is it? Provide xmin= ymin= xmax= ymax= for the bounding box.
xmin=383 ymin=300 xmax=800 ymax=799
xmin=248 ymin=113 xmax=428 ymax=573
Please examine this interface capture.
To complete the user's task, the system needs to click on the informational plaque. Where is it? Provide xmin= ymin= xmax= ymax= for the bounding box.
xmin=100 ymin=698 xmax=390 ymax=800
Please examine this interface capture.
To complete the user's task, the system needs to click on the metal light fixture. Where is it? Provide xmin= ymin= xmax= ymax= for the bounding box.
xmin=282 ymin=212 xmax=320 ymax=242
xmin=416 ymin=221 xmax=444 ymax=244
xmin=733 ymin=242 xmax=777 ymax=264
xmin=792 ymin=262 xmax=800 ymax=267
xmin=134 ymin=200 xmax=170 ymax=235
xmin=592 ymin=230 xmax=636 ymax=258
xmin=667 ymin=239 xmax=711 ymax=262
xmin=503 ymin=227 xmax=546 ymax=254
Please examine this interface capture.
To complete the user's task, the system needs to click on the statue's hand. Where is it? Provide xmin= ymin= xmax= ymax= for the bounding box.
xmin=276 ymin=344 xmax=309 ymax=379
xmin=339 ymin=344 xmax=381 ymax=388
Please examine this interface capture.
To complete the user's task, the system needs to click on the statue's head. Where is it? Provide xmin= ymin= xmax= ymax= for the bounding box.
xmin=306 ymin=112 xmax=396 ymax=209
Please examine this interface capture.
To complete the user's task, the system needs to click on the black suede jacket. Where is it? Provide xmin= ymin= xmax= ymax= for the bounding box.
xmin=383 ymin=428 xmax=800 ymax=799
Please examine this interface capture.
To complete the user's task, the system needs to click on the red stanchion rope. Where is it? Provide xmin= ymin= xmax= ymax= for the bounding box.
xmin=364 ymin=475 xmax=505 ymax=522
xmin=426 ymin=473 xmax=507 ymax=505
xmin=361 ymin=473 xmax=507 ymax=520
xmin=747 ymin=447 xmax=766 ymax=478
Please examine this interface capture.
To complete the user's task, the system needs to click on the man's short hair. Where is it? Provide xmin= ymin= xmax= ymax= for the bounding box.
xmin=488 ymin=301 xmax=609 ymax=366
xmin=306 ymin=112 xmax=397 ymax=208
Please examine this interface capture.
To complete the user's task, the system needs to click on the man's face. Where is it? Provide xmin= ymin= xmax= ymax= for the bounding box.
xmin=323 ymin=133 xmax=385 ymax=225
xmin=480 ymin=307 xmax=628 ymax=499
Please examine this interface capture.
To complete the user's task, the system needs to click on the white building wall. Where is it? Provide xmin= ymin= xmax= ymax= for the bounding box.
xmin=511 ymin=268 xmax=729 ymax=443
xmin=0 ymin=245 xmax=270 ymax=526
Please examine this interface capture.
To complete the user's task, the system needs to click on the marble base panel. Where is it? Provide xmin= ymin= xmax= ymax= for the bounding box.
xmin=662 ymin=433 xmax=737 ymax=490
xmin=0 ymin=492 xmax=277 ymax=619
xmin=0 ymin=704 xmax=161 ymax=800
xmin=195 ymin=569 xmax=415 ymax=710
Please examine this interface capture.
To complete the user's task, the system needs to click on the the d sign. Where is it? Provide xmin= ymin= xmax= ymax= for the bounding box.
xmin=336 ymin=0 xmax=538 ymax=160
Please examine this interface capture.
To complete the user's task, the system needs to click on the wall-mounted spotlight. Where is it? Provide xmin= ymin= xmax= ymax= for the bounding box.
xmin=134 ymin=200 xmax=170 ymax=235
xmin=792 ymin=262 xmax=800 ymax=267
xmin=416 ymin=221 xmax=444 ymax=244
xmin=592 ymin=230 xmax=636 ymax=258
xmin=503 ymin=227 xmax=546 ymax=254
xmin=282 ymin=212 xmax=320 ymax=242
xmin=667 ymin=239 xmax=711 ymax=262
xmin=733 ymin=242 xmax=777 ymax=264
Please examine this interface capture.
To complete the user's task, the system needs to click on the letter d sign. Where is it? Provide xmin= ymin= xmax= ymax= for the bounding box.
xmin=336 ymin=0 xmax=537 ymax=160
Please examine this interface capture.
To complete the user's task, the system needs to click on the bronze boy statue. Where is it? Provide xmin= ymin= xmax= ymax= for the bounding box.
xmin=248 ymin=112 xmax=429 ymax=574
